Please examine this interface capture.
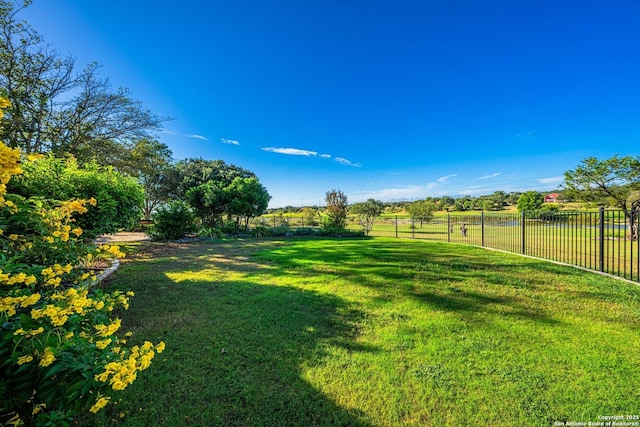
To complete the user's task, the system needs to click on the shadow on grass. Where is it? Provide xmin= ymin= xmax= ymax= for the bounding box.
xmin=93 ymin=240 xmax=374 ymax=427
xmin=255 ymin=238 xmax=568 ymax=325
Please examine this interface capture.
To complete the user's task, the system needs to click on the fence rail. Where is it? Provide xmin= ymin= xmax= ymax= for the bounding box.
xmin=261 ymin=209 xmax=640 ymax=283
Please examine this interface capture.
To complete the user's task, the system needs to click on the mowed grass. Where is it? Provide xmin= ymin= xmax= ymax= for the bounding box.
xmin=90 ymin=238 xmax=640 ymax=426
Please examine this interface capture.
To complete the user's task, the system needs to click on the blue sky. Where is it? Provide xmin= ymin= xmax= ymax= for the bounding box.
xmin=19 ymin=1 xmax=640 ymax=208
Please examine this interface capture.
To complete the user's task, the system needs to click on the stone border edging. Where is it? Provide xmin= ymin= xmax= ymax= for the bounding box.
xmin=89 ymin=258 xmax=120 ymax=287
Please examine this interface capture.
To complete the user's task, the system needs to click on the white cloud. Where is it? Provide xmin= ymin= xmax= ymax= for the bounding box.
xmin=353 ymin=184 xmax=437 ymax=202
xmin=320 ymin=154 xmax=332 ymax=159
xmin=334 ymin=157 xmax=362 ymax=167
xmin=478 ymin=173 xmax=501 ymax=180
xmin=456 ymin=186 xmax=495 ymax=196
xmin=262 ymin=147 xmax=318 ymax=156
xmin=537 ymin=176 xmax=564 ymax=185
xmin=516 ymin=130 xmax=538 ymax=137
xmin=185 ymin=134 xmax=209 ymax=141
xmin=437 ymin=174 xmax=457 ymax=183
xmin=160 ymin=129 xmax=178 ymax=135
xmin=221 ymin=138 xmax=240 ymax=145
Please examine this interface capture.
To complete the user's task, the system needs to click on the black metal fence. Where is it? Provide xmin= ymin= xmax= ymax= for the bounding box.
xmin=262 ymin=209 xmax=640 ymax=283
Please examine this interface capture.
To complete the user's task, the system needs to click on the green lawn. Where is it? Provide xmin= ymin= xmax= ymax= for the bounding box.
xmin=89 ymin=237 xmax=640 ymax=426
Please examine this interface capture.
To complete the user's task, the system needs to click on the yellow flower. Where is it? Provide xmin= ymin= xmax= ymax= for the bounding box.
xmin=94 ymin=318 xmax=121 ymax=337
xmin=89 ymin=396 xmax=110 ymax=414
xmin=5 ymin=412 xmax=22 ymax=427
xmin=71 ymin=227 xmax=83 ymax=236
xmin=27 ymin=327 xmax=44 ymax=337
xmin=38 ymin=348 xmax=56 ymax=367
xmin=88 ymin=197 xmax=97 ymax=206
xmin=17 ymin=355 xmax=34 ymax=365
xmin=31 ymin=402 xmax=46 ymax=416
xmin=156 ymin=342 xmax=166 ymax=354
xmin=96 ymin=339 xmax=111 ymax=350
xmin=111 ymin=380 xmax=127 ymax=391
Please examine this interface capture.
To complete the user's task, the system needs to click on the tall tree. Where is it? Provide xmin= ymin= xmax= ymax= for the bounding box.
xmin=178 ymin=158 xmax=267 ymax=227
xmin=324 ymin=189 xmax=348 ymax=230
xmin=176 ymin=158 xmax=256 ymax=199
xmin=226 ymin=177 xmax=271 ymax=231
xmin=0 ymin=1 xmax=164 ymax=159
xmin=116 ymin=138 xmax=175 ymax=220
xmin=563 ymin=155 xmax=640 ymax=240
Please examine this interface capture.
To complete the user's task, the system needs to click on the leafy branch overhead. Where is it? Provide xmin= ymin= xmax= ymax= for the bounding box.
xmin=0 ymin=1 xmax=169 ymax=162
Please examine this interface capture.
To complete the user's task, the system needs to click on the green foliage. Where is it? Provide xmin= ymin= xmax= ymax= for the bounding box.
xmin=8 ymin=155 xmax=144 ymax=238
xmin=405 ymin=199 xmax=436 ymax=225
xmin=179 ymin=159 xmax=270 ymax=228
xmin=226 ymin=177 xmax=271 ymax=231
xmin=150 ymin=201 xmax=197 ymax=241
xmin=323 ymin=189 xmax=348 ymax=231
xmin=517 ymin=191 xmax=544 ymax=211
xmin=0 ymin=142 xmax=163 ymax=425
xmin=350 ymin=198 xmax=384 ymax=235
xmin=198 ymin=227 xmax=224 ymax=239
xmin=250 ymin=226 xmax=270 ymax=237
xmin=563 ymin=155 xmax=640 ymax=212
xmin=269 ymin=225 xmax=291 ymax=237
xmin=0 ymin=2 xmax=164 ymax=158
xmin=116 ymin=138 xmax=176 ymax=220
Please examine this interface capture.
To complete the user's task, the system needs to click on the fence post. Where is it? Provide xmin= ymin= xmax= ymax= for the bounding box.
xmin=395 ymin=215 xmax=398 ymax=238
xmin=447 ymin=214 xmax=451 ymax=243
xmin=521 ymin=211 xmax=526 ymax=255
xmin=599 ymin=207 xmax=605 ymax=272
xmin=481 ymin=211 xmax=485 ymax=247
xmin=411 ymin=216 xmax=415 ymax=239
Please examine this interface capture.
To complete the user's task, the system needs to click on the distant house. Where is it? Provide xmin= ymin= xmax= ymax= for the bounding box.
xmin=544 ymin=193 xmax=560 ymax=203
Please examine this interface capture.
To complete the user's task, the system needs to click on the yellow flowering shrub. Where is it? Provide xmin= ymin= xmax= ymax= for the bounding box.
xmin=0 ymin=98 xmax=164 ymax=426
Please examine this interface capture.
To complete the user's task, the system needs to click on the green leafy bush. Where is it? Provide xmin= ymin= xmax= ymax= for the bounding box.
xmin=8 ymin=155 xmax=144 ymax=238
xmin=0 ymin=137 xmax=164 ymax=426
xmin=250 ymin=226 xmax=270 ymax=237
xmin=198 ymin=227 xmax=224 ymax=239
xmin=150 ymin=201 xmax=197 ymax=240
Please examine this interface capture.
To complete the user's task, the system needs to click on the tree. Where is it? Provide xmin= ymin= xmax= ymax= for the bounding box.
xmin=115 ymin=138 xmax=175 ymax=220
xmin=175 ymin=158 xmax=256 ymax=199
xmin=226 ymin=177 xmax=271 ymax=232
xmin=324 ymin=189 xmax=348 ymax=230
xmin=439 ymin=196 xmax=455 ymax=211
xmin=184 ymin=180 xmax=229 ymax=226
xmin=300 ymin=206 xmax=318 ymax=226
xmin=350 ymin=198 xmax=384 ymax=235
xmin=0 ymin=1 xmax=164 ymax=159
xmin=517 ymin=191 xmax=544 ymax=211
xmin=405 ymin=199 xmax=436 ymax=227
xmin=175 ymin=159 xmax=270 ymax=230
xmin=563 ymin=155 xmax=640 ymax=240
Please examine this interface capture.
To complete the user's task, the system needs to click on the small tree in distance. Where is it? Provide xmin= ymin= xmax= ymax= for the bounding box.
xmin=405 ymin=200 xmax=436 ymax=227
xmin=324 ymin=189 xmax=348 ymax=231
xmin=350 ymin=198 xmax=384 ymax=235
xmin=517 ymin=191 xmax=544 ymax=212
